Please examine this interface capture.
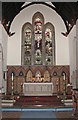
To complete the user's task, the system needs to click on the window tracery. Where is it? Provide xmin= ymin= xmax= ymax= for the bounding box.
xmin=22 ymin=12 xmax=55 ymax=66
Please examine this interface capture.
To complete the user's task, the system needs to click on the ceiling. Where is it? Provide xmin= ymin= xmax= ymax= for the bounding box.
xmin=2 ymin=2 xmax=78 ymax=37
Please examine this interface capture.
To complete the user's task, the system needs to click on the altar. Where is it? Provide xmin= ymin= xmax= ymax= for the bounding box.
xmin=23 ymin=83 xmax=53 ymax=96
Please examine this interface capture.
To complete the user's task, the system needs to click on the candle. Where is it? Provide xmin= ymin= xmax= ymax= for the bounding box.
xmin=5 ymin=72 xmax=7 ymax=80
xmin=12 ymin=86 xmax=13 ymax=90
xmin=63 ymin=73 xmax=65 ymax=80
xmin=12 ymin=73 xmax=14 ymax=81
xmin=4 ymin=72 xmax=7 ymax=80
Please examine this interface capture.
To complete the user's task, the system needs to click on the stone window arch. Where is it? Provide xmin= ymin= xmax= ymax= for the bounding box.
xmin=21 ymin=12 xmax=55 ymax=66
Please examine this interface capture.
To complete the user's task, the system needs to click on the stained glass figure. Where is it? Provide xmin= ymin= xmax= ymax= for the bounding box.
xmin=22 ymin=12 xmax=55 ymax=66
xmin=34 ymin=17 xmax=43 ymax=64
xmin=44 ymin=23 xmax=55 ymax=65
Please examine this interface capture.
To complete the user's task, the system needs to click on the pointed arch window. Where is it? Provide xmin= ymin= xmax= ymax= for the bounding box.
xmin=32 ymin=12 xmax=44 ymax=65
xmin=22 ymin=23 xmax=33 ymax=65
xmin=44 ymin=23 xmax=55 ymax=65
xmin=21 ymin=12 xmax=55 ymax=66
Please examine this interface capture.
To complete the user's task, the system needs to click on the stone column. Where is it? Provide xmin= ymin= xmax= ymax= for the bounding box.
xmin=0 ymin=1 xmax=2 ymax=119
xmin=0 ymin=44 xmax=3 ymax=89
xmin=0 ymin=43 xmax=2 ymax=120
xmin=76 ymin=19 xmax=78 ymax=88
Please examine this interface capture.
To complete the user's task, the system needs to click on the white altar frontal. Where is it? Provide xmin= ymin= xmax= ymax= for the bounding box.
xmin=23 ymin=83 xmax=53 ymax=96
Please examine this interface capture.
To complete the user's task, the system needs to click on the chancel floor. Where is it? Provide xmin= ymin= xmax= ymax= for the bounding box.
xmin=1 ymin=94 xmax=78 ymax=120
xmin=13 ymin=96 xmax=64 ymax=108
xmin=2 ymin=111 xmax=74 ymax=120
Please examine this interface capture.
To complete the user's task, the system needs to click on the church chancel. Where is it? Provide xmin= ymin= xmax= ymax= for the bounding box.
xmin=1 ymin=2 xmax=78 ymax=119
xmin=6 ymin=12 xmax=70 ymax=96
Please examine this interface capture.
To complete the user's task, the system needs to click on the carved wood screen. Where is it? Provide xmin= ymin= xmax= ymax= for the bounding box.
xmin=7 ymin=66 xmax=70 ymax=95
xmin=44 ymin=70 xmax=50 ymax=82
xmin=26 ymin=70 xmax=33 ymax=82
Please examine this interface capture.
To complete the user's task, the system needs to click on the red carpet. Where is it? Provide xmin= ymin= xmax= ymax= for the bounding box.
xmin=14 ymin=96 xmax=64 ymax=108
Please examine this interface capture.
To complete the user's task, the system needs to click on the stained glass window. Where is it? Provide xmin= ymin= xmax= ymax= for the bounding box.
xmin=22 ymin=23 xmax=33 ymax=65
xmin=34 ymin=18 xmax=42 ymax=64
xmin=22 ymin=12 xmax=55 ymax=66
xmin=45 ymin=23 xmax=54 ymax=65
xmin=32 ymin=12 xmax=44 ymax=65
xmin=24 ymin=28 xmax=32 ymax=65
